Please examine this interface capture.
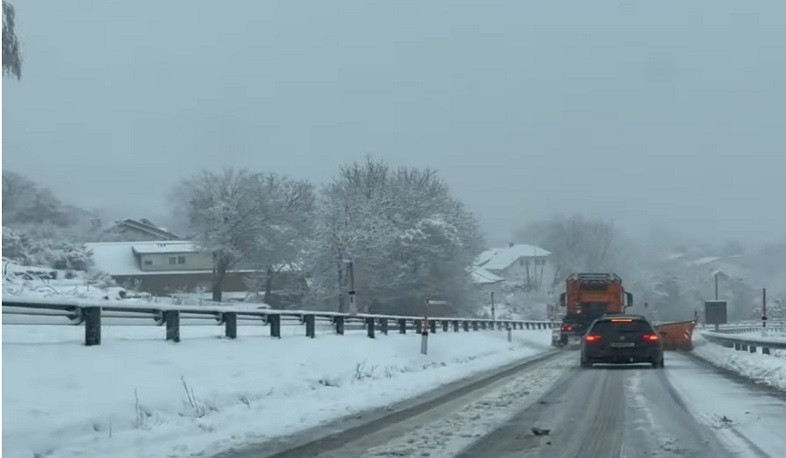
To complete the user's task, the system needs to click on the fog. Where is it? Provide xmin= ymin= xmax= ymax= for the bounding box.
xmin=3 ymin=0 xmax=786 ymax=245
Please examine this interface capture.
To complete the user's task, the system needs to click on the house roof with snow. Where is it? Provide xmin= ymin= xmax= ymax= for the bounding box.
xmin=471 ymin=267 xmax=505 ymax=285
xmin=476 ymin=243 xmax=551 ymax=271
xmin=86 ymin=241 xmax=200 ymax=276
xmin=131 ymin=242 xmax=199 ymax=255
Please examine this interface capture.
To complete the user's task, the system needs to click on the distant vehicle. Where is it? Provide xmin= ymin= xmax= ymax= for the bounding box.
xmin=556 ymin=273 xmax=633 ymax=346
xmin=580 ymin=314 xmax=664 ymax=368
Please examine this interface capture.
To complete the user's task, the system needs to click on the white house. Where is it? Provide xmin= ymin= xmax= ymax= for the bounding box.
xmin=85 ymin=241 xmax=258 ymax=295
xmin=474 ymin=243 xmax=552 ymax=291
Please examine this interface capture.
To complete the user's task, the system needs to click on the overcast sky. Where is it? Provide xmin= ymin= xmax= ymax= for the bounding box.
xmin=3 ymin=0 xmax=785 ymax=246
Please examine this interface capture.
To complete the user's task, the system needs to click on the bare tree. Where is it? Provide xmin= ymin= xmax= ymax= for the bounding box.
xmin=3 ymin=1 xmax=21 ymax=79
xmin=516 ymin=215 xmax=619 ymax=287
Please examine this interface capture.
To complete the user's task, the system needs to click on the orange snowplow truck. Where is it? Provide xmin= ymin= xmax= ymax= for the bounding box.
xmin=557 ymin=273 xmax=633 ymax=345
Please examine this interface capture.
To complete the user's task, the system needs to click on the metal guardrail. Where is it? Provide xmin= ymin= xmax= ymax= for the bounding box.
xmin=701 ymin=329 xmax=786 ymax=355
xmin=698 ymin=321 xmax=786 ymax=334
xmin=1 ymin=298 xmax=559 ymax=346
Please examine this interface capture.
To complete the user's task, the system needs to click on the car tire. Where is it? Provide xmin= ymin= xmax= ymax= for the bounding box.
xmin=580 ymin=359 xmax=592 ymax=368
xmin=652 ymin=357 xmax=665 ymax=369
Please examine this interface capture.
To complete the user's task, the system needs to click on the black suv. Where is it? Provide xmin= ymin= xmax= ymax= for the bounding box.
xmin=580 ymin=315 xmax=664 ymax=368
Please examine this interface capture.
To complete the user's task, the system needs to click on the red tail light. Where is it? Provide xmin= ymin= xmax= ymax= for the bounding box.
xmin=561 ymin=324 xmax=574 ymax=332
xmin=584 ymin=334 xmax=602 ymax=343
xmin=643 ymin=334 xmax=660 ymax=342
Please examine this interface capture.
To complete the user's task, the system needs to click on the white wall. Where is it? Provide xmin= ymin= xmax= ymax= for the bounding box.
xmin=139 ymin=252 xmax=213 ymax=271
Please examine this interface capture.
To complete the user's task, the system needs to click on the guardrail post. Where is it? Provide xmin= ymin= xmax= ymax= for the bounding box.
xmin=453 ymin=320 xmax=459 ymax=332
xmin=415 ymin=320 xmax=422 ymax=334
xmin=429 ymin=320 xmax=437 ymax=334
xmin=334 ymin=316 xmax=345 ymax=335
xmin=83 ymin=307 xmax=101 ymax=346
xmin=224 ymin=312 xmax=237 ymax=339
xmin=305 ymin=315 xmax=316 ymax=338
xmin=381 ymin=318 xmax=389 ymax=335
xmin=268 ymin=314 xmax=281 ymax=338
xmin=473 ymin=321 xmax=479 ymax=331
xmin=398 ymin=319 xmax=407 ymax=334
xmin=463 ymin=321 xmax=469 ymax=332
xmin=507 ymin=324 xmax=512 ymax=342
xmin=164 ymin=310 xmax=180 ymax=342
xmin=442 ymin=320 xmax=449 ymax=332
xmin=367 ymin=317 xmax=375 ymax=339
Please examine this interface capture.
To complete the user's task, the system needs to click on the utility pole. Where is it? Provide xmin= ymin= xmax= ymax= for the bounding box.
xmin=714 ymin=272 xmax=719 ymax=300
xmin=762 ymin=288 xmax=767 ymax=328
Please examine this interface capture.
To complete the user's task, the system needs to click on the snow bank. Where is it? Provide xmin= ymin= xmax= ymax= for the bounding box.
xmin=2 ymin=325 xmax=553 ymax=458
xmin=692 ymin=334 xmax=786 ymax=392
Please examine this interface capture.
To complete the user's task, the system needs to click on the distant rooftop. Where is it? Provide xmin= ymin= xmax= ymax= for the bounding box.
xmin=476 ymin=243 xmax=551 ymax=271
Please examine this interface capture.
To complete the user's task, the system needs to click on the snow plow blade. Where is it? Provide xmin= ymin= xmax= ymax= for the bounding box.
xmin=654 ymin=320 xmax=696 ymax=351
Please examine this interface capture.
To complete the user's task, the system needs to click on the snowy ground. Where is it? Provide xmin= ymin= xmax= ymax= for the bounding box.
xmin=693 ymin=333 xmax=786 ymax=392
xmin=2 ymin=324 xmax=553 ymax=458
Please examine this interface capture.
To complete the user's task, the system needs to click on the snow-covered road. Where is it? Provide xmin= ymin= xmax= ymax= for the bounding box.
xmin=459 ymin=352 xmax=786 ymax=457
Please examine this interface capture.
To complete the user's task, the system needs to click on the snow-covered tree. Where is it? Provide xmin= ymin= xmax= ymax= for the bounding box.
xmin=306 ymin=158 xmax=483 ymax=315
xmin=2 ymin=1 xmax=21 ymax=79
xmin=2 ymin=226 xmax=93 ymax=271
xmin=173 ymin=169 xmax=315 ymax=302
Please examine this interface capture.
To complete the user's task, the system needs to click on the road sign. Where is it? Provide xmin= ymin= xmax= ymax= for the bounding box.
xmin=705 ymin=300 xmax=727 ymax=328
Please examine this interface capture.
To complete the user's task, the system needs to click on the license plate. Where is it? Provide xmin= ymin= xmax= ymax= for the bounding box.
xmin=611 ymin=342 xmax=635 ymax=348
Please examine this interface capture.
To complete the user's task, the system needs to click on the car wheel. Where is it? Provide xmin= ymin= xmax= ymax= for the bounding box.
xmin=580 ymin=359 xmax=592 ymax=368
xmin=652 ymin=357 xmax=665 ymax=369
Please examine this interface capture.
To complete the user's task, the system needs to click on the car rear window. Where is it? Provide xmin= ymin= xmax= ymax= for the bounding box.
xmin=591 ymin=320 xmax=653 ymax=335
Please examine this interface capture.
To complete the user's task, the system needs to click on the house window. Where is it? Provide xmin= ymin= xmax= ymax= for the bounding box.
xmin=177 ymin=256 xmax=186 ymax=264
xmin=143 ymin=260 xmax=153 ymax=266
xmin=169 ymin=256 xmax=177 ymax=265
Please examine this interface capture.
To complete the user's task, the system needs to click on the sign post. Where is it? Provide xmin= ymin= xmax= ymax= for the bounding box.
xmin=491 ymin=292 xmax=496 ymax=324
xmin=348 ymin=260 xmax=357 ymax=316
xmin=762 ymin=288 xmax=768 ymax=332
xmin=422 ymin=300 xmax=447 ymax=355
